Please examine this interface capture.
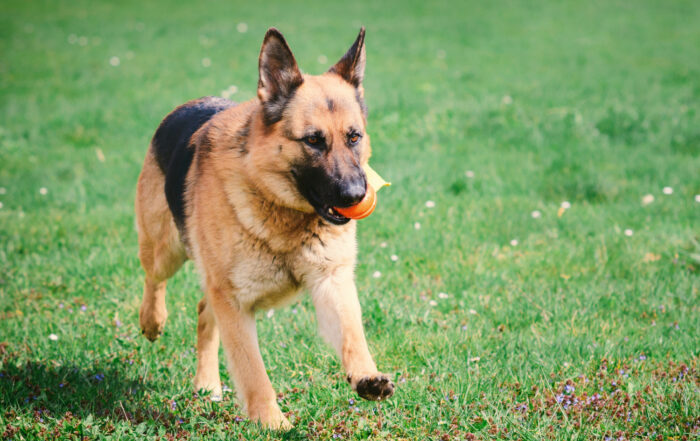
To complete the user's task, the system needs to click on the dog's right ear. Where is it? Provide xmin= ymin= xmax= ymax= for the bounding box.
xmin=257 ymin=28 xmax=304 ymax=125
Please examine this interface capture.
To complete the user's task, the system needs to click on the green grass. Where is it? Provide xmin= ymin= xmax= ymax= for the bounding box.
xmin=1 ymin=0 xmax=699 ymax=439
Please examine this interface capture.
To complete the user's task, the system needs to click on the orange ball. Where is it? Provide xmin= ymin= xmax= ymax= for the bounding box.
xmin=334 ymin=185 xmax=377 ymax=220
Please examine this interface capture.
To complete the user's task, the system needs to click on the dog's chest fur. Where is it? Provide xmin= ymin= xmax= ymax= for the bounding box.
xmin=189 ymin=167 xmax=357 ymax=311
xmin=226 ymin=215 xmax=356 ymax=310
xmin=230 ymin=221 xmax=355 ymax=310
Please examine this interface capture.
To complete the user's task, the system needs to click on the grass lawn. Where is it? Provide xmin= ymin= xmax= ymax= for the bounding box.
xmin=1 ymin=0 xmax=699 ymax=439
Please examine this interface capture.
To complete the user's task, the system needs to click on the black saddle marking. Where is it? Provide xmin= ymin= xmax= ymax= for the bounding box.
xmin=151 ymin=96 xmax=236 ymax=232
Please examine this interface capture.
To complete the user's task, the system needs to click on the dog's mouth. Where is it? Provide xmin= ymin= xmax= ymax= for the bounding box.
xmin=291 ymin=169 xmax=351 ymax=225
xmin=308 ymin=188 xmax=350 ymax=225
xmin=314 ymin=204 xmax=351 ymax=225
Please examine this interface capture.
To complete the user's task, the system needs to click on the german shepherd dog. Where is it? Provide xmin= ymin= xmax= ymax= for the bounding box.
xmin=135 ymin=28 xmax=394 ymax=429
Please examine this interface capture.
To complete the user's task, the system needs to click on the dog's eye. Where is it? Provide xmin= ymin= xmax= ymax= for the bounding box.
xmin=303 ymin=135 xmax=324 ymax=148
xmin=348 ymin=133 xmax=361 ymax=146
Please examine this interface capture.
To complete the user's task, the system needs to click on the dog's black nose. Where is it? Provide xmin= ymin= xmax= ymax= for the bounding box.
xmin=337 ymin=175 xmax=366 ymax=207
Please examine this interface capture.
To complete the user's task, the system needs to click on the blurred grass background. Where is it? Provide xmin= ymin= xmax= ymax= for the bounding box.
xmin=1 ymin=0 xmax=698 ymax=439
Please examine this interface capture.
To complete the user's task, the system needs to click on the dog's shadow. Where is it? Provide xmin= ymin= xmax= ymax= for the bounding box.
xmin=0 ymin=359 xmax=149 ymax=420
xmin=0 ymin=359 xmax=309 ymax=439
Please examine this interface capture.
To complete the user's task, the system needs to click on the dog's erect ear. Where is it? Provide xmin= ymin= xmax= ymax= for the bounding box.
xmin=328 ymin=27 xmax=366 ymax=88
xmin=257 ymin=28 xmax=304 ymax=125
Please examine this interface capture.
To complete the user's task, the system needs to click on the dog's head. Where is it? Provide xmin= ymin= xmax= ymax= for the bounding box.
xmin=251 ymin=28 xmax=371 ymax=225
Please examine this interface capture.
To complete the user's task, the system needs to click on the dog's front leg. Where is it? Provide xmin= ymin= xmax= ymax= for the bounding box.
xmin=207 ymin=285 xmax=291 ymax=430
xmin=310 ymin=268 xmax=395 ymax=401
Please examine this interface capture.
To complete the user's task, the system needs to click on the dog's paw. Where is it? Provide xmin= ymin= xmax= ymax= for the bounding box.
xmin=352 ymin=374 xmax=395 ymax=401
xmin=277 ymin=416 xmax=293 ymax=431
xmin=139 ymin=305 xmax=167 ymax=342
xmin=248 ymin=402 xmax=292 ymax=430
xmin=194 ymin=375 xmax=223 ymax=400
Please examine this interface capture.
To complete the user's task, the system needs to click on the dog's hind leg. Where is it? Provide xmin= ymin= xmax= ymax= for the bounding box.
xmin=193 ymin=295 xmax=222 ymax=399
xmin=135 ymin=148 xmax=186 ymax=341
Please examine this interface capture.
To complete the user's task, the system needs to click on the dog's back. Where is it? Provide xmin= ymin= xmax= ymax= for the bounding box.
xmin=151 ymin=97 xmax=235 ymax=231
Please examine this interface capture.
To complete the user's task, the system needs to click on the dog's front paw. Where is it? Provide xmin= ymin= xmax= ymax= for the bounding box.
xmin=351 ymin=373 xmax=395 ymax=401
xmin=248 ymin=401 xmax=292 ymax=430
xmin=193 ymin=376 xmax=222 ymax=401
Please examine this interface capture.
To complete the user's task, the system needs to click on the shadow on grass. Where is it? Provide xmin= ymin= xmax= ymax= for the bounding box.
xmin=0 ymin=357 xmax=310 ymax=439
xmin=0 ymin=359 xmax=151 ymax=421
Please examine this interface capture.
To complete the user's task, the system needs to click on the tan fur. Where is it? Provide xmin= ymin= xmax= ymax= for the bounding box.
xmin=135 ymin=29 xmax=393 ymax=430
xmin=135 ymin=149 xmax=187 ymax=340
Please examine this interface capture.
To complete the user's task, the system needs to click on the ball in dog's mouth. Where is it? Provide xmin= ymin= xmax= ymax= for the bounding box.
xmin=333 ymin=184 xmax=376 ymax=220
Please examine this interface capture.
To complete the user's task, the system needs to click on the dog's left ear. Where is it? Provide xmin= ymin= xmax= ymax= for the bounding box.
xmin=258 ymin=28 xmax=304 ymax=125
xmin=328 ymin=27 xmax=366 ymax=88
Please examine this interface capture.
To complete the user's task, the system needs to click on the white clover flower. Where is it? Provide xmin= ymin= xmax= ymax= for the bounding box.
xmin=429 ymin=300 xmax=437 ymax=306
xmin=390 ymin=254 xmax=398 ymax=262
xmin=662 ymin=186 xmax=673 ymax=195
xmin=438 ymin=292 xmax=449 ymax=299
xmin=510 ymin=239 xmax=518 ymax=246
xmin=560 ymin=201 xmax=571 ymax=209
xmin=372 ymin=271 xmax=381 ymax=278
xmin=465 ymin=170 xmax=475 ymax=178
xmin=641 ymin=194 xmax=654 ymax=206
xmin=414 ymin=222 xmax=421 ymax=230
xmin=425 ymin=200 xmax=435 ymax=208
xmin=109 ymin=56 xmax=120 ymax=66
xmin=531 ymin=210 xmax=541 ymax=219
xmin=624 ymin=229 xmax=633 ymax=236
xmin=39 ymin=187 xmax=48 ymax=195
xmin=48 ymin=333 xmax=58 ymax=341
